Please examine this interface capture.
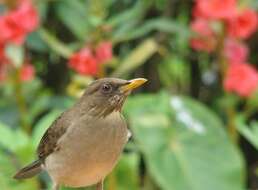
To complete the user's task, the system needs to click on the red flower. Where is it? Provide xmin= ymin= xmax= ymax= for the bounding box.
xmin=95 ymin=41 xmax=113 ymax=64
xmin=224 ymin=63 xmax=258 ymax=97
xmin=190 ymin=18 xmax=216 ymax=52
xmin=224 ymin=39 xmax=249 ymax=64
xmin=20 ymin=64 xmax=35 ymax=81
xmin=192 ymin=2 xmax=210 ymax=19
xmin=195 ymin=0 xmax=237 ymax=20
xmin=9 ymin=1 xmax=39 ymax=33
xmin=0 ymin=15 xmax=25 ymax=44
xmin=68 ymin=47 xmax=98 ymax=76
xmin=227 ymin=9 xmax=258 ymax=39
xmin=0 ymin=1 xmax=39 ymax=45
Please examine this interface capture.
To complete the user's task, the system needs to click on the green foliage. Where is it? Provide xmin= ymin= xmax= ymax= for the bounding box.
xmin=55 ymin=0 xmax=91 ymax=40
xmin=106 ymin=153 xmax=140 ymax=190
xmin=0 ymin=122 xmax=37 ymax=190
xmin=125 ymin=92 xmax=245 ymax=190
xmin=236 ymin=116 xmax=258 ymax=150
xmin=0 ymin=110 xmax=65 ymax=190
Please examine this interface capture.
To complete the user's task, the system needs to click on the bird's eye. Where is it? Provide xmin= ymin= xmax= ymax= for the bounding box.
xmin=101 ymin=84 xmax=113 ymax=93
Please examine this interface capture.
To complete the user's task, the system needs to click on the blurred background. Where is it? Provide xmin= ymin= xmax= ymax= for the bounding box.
xmin=0 ymin=0 xmax=258 ymax=189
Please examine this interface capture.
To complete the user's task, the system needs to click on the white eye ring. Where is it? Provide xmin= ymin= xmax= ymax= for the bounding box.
xmin=101 ymin=84 xmax=112 ymax=93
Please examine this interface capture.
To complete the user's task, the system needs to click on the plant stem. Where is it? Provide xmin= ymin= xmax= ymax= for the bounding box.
xmin=216 ymin=23 xmax=238 ymax=142
xmin=216 ymin=24 xmax=227 ymax=78
xmin=13 ymin=69 xmax=30 ymax=134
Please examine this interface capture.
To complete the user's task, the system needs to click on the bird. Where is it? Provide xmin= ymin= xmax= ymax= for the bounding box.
xmin=13 ymin=77 xmax=147 ymax=190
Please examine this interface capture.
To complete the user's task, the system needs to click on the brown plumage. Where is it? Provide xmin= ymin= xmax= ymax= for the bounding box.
xmin=14 ymin=78 xmax=147 ymax=190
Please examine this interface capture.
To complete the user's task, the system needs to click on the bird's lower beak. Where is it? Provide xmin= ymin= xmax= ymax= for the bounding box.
xmin=120 ymin=78 xmax=148 ymax=93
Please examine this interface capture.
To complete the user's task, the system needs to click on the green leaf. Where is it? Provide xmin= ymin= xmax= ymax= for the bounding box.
xmin=0 ymin=122 xmax=29 ymax=152
xmin=5 ymin=44 xmax=24 ymax=67
xmin=106 ymin=153 xmax=140 ymax=190
xmin=111 ymin=38 xmax=158 ymax=77
xmin=115 ymin=18 xmax=190 ymax=42
xmin=236 ymin=116 xmax=258 ymax=150
xmin=0 ymin=149 xmax=38 ymax=190
xmin=124 ymin=92 xmax=245 ymax=190
xmin=32 ymin=110 xmax=62 ymax=148
xmin=27 ymin=31 xmax=48 ymax=52
xmin=55 ymin=0 xmax=91 ymax=40
xmin=109 ymin=1 xmax=149 ymax=42
xmin=38 ymin=28 xmax=73 ymax=58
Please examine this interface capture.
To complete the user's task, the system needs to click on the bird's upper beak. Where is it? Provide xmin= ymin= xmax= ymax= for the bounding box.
xmin=120 ymin=78 xmax=147 ymax=93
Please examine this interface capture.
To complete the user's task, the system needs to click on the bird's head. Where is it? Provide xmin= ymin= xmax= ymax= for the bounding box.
xmin=79 ymin=78 xmax=147 ymax=117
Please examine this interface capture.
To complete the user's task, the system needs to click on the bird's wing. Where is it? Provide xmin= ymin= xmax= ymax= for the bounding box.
xmin=37 ymin=111 xmax=71 ymax=162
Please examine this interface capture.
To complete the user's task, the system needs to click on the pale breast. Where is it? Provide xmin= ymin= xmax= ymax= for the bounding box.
xmin=45 ymin=111 xmax=128 ymax=187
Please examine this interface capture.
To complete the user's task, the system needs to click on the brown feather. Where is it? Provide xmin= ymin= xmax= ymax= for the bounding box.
xmin=37 ymin=111 xmax=71 ymax=161
xmin=13 ymin=160 xmax=42 ymax=179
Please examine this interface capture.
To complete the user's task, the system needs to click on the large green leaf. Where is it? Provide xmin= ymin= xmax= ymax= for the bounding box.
xmin=124 ymin=92 xmax=245 ymax=190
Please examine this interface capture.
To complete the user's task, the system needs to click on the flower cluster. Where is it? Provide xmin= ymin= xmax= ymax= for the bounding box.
xmin=68 ymin=41 xmax=113 ymax=76
xmin=0 ymin=0 xmax=38 ymax=82
xmin=190 ymin=0 xmax=258 ymax=97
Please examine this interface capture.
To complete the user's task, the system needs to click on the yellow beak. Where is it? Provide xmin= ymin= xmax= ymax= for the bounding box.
xmin=120 ymin=78 xmax=148 ymax=93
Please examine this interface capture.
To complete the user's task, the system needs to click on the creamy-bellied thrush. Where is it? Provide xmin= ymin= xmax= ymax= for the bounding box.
xmin=14 ymin=78 xmax=147 ymax=190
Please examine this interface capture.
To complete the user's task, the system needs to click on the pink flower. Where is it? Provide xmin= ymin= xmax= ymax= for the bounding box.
xmin=20 ymin=64 xmax=35 ymax=81
xmin=191 ymin=18 xmax=214 ymax=36
xmin=227 ymin=9 xmax=258 ymax=39
xmin=95 ymin=41 xmax=113 ymax=64
xmin=195 ymin=0 xmax=237 ymax=20
xmin=224 ymin=39 xmax=249 ymax=64
xmin=224 ymin=63 xmax=258 ymax=97
xmin=190 ymin=18 xmax=216 ymax=52
xmin=0 ymin=1 xmax=39 ymax=45
xmin=68 ymin=47 xmax=98 ymax=76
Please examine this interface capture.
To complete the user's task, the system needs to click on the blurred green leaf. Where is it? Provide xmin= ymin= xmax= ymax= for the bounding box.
xmin=39 ymin=28 xmax=73 ymax=58
xmin=28 ymin=94 xmax=73 ymax=122
xmin=124 ymin=92 xmax=245 ymax=190
xmin=109 ymin=1 xmax=149 ymax=42
xmin=55 ymin=0 xmax=91 ymax=40
xmin=158 ymin=56 xmax=190 ymax=89
xmin=0 ymin=122 xmax=29 ymax=152
xmin=111 ymin=38 xmax=158 ymax=77
xmin=236 ymin=116 xmax=258 ymax=150
xmin=106 ymin=153 xmax=140 ymax=190
xmin=0 ymin=104 xmax=19 ymax=127
xmin=113 ymin=18 xmax=190 ymax=42
xmin=0 ymin=149 xmax=38 ymax=190
xmin=27 ymin=31 xmax=48 ymax=52
xmin=108 ymin=1 xmax=147 ymax=27
xmin=5 ymin=45 xmax=24 ymax=67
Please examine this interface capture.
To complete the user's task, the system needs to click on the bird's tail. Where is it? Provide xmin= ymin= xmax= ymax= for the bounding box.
xmin=13 ymin=159 xmax=42 ymax=179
